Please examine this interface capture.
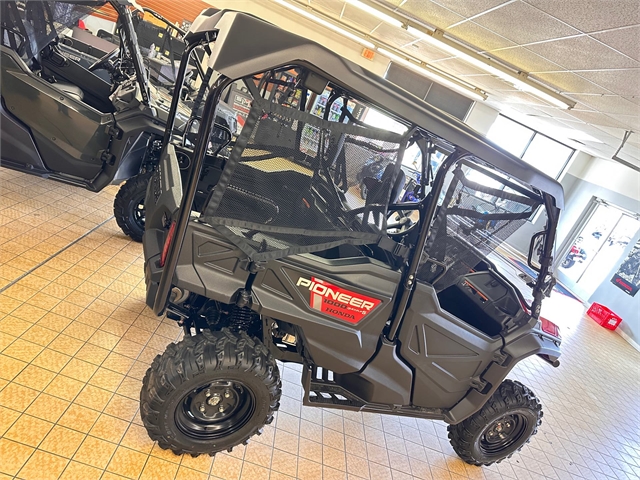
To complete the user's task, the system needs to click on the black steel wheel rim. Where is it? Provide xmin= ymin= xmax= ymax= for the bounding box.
xmin=175 ymin=380 xmax=256 ymax=440
xmin=131 ymin=195 xmax=145 ymax=228
xmin=478 ymin=413 xmax=530 ymax=457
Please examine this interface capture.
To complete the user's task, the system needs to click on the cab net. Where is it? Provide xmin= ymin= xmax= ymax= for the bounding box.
xmin=417 ymin=159 xmax=542 ymax=290
xmin=1 ymin=1 xmax=105 ymax=60
xmin=201 ymin=77 xmax=409 ymax=262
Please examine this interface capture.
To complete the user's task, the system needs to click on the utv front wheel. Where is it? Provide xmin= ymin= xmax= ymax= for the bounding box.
xmin=448 ymin=380 xmax=542 ymax=466
xmin=140 ymin=328 xmax=281 ymax=456
xmin=114 ymin=172 xmax=152 ymax=242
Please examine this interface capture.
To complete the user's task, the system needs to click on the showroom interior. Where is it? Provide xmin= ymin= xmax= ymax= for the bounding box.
xmin=0 ymin=0 xmax=638 ymax=479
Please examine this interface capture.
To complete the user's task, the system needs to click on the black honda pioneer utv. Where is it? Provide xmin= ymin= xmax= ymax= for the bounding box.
xmin=0 ymin=0 xmax=235 ymax=241
xmin=140 ymin=10 xmax=563 ymax=466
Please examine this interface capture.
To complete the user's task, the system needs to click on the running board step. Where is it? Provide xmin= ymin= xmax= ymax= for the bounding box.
xmin=302 ymin=366 xmax=364 ymax=409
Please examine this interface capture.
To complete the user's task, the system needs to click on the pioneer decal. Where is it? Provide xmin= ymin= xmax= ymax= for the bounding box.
xmin=296 ymin=276 xmax=382 ymax=323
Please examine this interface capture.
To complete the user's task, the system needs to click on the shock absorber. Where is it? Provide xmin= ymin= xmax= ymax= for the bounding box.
xmin=229 ymin=289 xmax=259 ymax=334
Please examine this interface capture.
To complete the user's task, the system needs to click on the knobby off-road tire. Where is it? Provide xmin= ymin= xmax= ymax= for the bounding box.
xmin=448 ymin=380 xmax=542 ymax=466
xmin=114 ymin=172 xmax=153 ymax=242
xmin=140 ymin=328 xmax=281 ymax=456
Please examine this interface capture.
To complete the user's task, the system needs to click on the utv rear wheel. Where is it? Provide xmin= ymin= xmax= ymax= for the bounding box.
xmin=140 ymin=328 xmax=281 ymax=456
xmin=448 ymin=380 xmax=542 ymax=466
xmin=114 ymin=172 xmax=152 ymax=242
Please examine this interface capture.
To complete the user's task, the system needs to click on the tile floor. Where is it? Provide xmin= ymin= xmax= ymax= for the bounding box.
xmin=1 ymin=168 xmax=639 ymax=480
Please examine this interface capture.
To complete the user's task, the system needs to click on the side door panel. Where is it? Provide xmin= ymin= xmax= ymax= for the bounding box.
xmin=398 ymin=282 xmax=501 ymax=409
xmin=253 ymin=255 xmax=401 ymax=374
xmin=1 ymin=47 xmax=113 ymax=179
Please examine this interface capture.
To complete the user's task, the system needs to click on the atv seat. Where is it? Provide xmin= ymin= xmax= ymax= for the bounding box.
xmin=51 ymin=81 xmax=84 ymax=102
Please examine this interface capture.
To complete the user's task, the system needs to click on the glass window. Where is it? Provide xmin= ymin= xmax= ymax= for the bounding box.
xmin=487 ymin=115 xmax=534 ymax=157
xmin=521 ymin=134 xmax=574 ymax=179
xmin=487 ymin=115 xmax=574 ymax=180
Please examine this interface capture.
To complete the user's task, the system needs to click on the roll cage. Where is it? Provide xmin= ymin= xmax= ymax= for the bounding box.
xmin=152 ymin=11 xmax=562 ymax=332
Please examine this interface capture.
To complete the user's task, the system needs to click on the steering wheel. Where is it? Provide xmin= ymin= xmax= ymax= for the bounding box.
xmin=88 ymin=46 xmax=120 ymax=72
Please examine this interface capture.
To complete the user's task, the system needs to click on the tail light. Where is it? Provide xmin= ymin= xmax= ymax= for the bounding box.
xmin=540 ymin=317 xmax=561 ymax=339
xmin=160 ymin=221 xmax=177 ymax=267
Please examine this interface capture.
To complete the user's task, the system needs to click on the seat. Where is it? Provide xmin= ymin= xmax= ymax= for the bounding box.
xmin=52 ymin=81 xmax=84 ymax=102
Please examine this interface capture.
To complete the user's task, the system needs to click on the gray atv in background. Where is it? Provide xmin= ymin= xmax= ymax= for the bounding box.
xmin=0 ymin=0 xmax=236 ymax=241
xmin=140 ymin=10 xmax=564 ymax=467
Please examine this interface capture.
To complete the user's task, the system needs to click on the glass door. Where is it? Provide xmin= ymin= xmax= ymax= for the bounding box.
xmin=577 ymin=214 xmax=640 ymax=297
xmin=560 ymin=201 xmax=640 ymax=299
xmin=559 ymin=203 xmax=622 ymax=282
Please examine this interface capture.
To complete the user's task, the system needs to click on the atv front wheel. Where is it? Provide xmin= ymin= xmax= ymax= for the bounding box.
xmin=114 ymin=172 xmax=152 ymax=242
xmin=561 ymin=258 xmax=575 ymax=268
xmin=448 ymin=380 xmax=542 ymax=466
xmin=140 ymin=328 xmax=281 ymax=456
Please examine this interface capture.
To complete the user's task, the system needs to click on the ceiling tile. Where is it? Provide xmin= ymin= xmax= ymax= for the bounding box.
xmin=531 ymin=72 xmax=611 ymax=94
xmin=564 ymin=110 xmax=630 ymax=129
xmin=446 ymin=21 xmax=516 ymax=51
xmin=578 ymin=69 xmax=640 ymax=97
xmin=375 ymin=23 xmax=421 ymax=48
xmin=593 ymin=125 xmax=633 ymax=139
xmin=489 ymin=46 xmax=564 ymax=73
xmin=591 ymin=25 xmax=640 ymax=62
xmin=524 ymin=0 xmax=640 ymax=33
xmin=567 ymin=94 xmax=640 ymax=116
xmin=430 ymin=57 xmax=490 ymax=76
xmin=527 ymin=36 xmax=640 ymax=70
xmin=406 ymin=41 xmax=453 ymax=62
xmin=463 ymin=73 xmax=518 ymax=92
xmin=533 ymin=105 xmax=593 ymax=120
xmin=492 ymin=90 xmax=549 ymax=106
xmin=430 ymin=0 xmax=511 ymax=19
xmin=341 ymin=3 xmax=384 ymax=32
xmin=613 ymin=114 xmax=640 ymax=131
xmin=473 ymin=1 xmax=580 ymax=44
xmin=395 ymin=0 xmax=465 ymax=29
xmin=310 ymin=0 xmax=345 ymax=16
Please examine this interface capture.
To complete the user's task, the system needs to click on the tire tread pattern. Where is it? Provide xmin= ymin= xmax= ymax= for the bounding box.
xmin=447 ymin=380 xmax=542 ymax=466
xmin=140 ymin=328 xmax=281 ymax=456
xmin=113 ymin=172 xmax=152 ymax=242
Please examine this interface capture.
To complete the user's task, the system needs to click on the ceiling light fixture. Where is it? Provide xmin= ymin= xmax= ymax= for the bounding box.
xmin=272 ymin=0 xmax=375 ymax=48
xmin=338 ymin=0 xmax=575 ymax=110
xmin=344 ymin=0 xmax=404 ymax=28
xmin=405 ymin=27 xmax=575 ymax=110
xmin=377 ymin=48 xmax=487 ymax=102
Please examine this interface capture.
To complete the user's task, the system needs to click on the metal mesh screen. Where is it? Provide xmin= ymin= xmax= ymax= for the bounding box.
xmin=201 ymin=87 xmax=408 ymax=262
xmin=22 ymin=1 xmax=102 ymax=58
xmin=417 ymin=159 xmax=541 ymax=290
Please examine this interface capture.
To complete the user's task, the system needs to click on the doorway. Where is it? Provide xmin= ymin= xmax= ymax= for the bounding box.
xmin=559 ymin=199 xmax=640 ymax=300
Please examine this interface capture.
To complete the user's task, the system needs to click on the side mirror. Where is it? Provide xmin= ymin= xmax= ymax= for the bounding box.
xmin=528 ymin=231 xmax=546 ymax=272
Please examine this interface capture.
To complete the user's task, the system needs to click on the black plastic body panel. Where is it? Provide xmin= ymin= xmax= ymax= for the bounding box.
xmin=335 ymin=339 xmax=412 ymax=405
xmin=1 ymin=46 xmax=113 ymax=180
xmin=398 ymin=282 xmax=501 ymax=409
xmin=253 ymin=253 xmax=401 ymax=374
xmin=0 ymin=99 xmax=49 ymax=173
xmin=447 ymin=327 xmax=560 ymax=423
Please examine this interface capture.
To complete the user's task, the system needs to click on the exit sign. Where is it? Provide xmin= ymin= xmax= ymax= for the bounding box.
xmin=361 ymin=48 xmax=376 ymax=61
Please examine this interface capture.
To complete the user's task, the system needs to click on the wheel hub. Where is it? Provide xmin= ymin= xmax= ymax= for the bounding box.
xmin=478 ymin=413 xmax=529 ymax=456
xmin=175 ymin=379 xmax=255 ymax=440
